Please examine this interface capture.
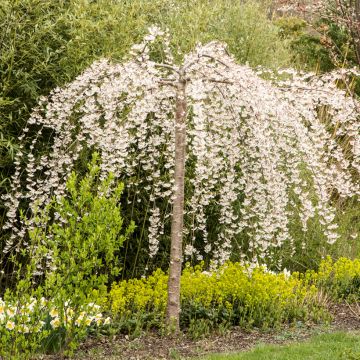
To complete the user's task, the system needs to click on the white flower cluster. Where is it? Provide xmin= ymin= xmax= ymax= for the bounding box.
xmin=48 ymin=302 xmax=110 ymax=329
xmin=0 ymin=297 xmax=109 ymax=333
xmin=0 ymin=298 xmax=39 ymax=333
xmin=3 ymin=27 xmax=359 ymax=264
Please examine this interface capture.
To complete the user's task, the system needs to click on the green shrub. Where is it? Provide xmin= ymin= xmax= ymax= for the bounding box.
xmin=0 ymin=154 xmax=134 ymax=358
xmin=275 ymin=16 xmax=334 ymax=72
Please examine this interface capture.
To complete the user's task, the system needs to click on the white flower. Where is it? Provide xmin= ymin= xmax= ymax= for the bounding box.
xmin=283 ymin=268 xmax=291 ymax=280
xmin=6 ymin=321 xmax=15 ymax=330
xmin=6 ymin=306 xmax=16 ymax=317
xmin=49 ymin=308 xmax=58 ymax=318
xmin=50 ymin=317 xmax=61 ymax=329
xmin=19 ymin=325 xmax=29 ymax=333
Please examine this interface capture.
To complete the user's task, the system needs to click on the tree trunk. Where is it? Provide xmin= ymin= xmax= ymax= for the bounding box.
xmin=166 ymin=76 xmax=187 ymax=333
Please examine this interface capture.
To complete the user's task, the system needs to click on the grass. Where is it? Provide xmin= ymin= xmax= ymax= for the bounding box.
xmin=203 ymin=332 xmax=360 ymax=360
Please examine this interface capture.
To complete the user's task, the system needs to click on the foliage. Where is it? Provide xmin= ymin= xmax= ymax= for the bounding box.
xmin=319 ymin=0 xmax=360 ymax=66
xmin=108 ymin=262 xmax=328 ymax=334
xmin=275 ymin=16 xmax=335 ymax=72
xmin=0 ymin=0 xmax=72 ymax=193
xmin=278 ymin=1 xmax=360 ymax=70
xmin=327 ymin=200 xmax=360 ymax=264
xmin=0 ymin=155 xmax=132 ymax=358
xmin=280 ymin=198 xmax=360 ymax=272
xmin=208 ymin=1 xmax=291 ymax=68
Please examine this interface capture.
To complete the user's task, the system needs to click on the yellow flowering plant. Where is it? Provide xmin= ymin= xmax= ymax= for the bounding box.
xmin=108 ymin=262 xmax=327 ymax=334
xmin=311 ymin=256 xmax=360 ymax=301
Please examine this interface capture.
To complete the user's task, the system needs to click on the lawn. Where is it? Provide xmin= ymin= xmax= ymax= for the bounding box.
xmin=203 ymin=332 xmax=360 ymax=360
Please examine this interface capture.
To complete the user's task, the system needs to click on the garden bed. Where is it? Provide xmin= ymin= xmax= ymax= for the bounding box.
xmin=37 ymin=303 xmax=360 ymax=360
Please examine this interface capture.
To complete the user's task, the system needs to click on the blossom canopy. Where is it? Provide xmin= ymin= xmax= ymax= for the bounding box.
xmin=3 ymin=27 xmax=360 ymax=265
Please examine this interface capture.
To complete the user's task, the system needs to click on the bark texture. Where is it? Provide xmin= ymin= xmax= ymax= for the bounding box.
xmin=166 ymin=76 xmax=187 ymax=333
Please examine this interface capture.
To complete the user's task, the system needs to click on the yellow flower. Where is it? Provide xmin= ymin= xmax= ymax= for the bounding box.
xmin=103 ymin=317 xmax=111 ymax=325
xmin=20 ymin=306 xmax=29 ymax=315
xmin=94 ymin=313 xmax=102 ymax=320
xmin=75 ymin=311 xmax=86 ymax=326
xmin=94 ymin=314 xmax=103 ymax=326
xmin=40 ymin=297 xmax=47 ymax=307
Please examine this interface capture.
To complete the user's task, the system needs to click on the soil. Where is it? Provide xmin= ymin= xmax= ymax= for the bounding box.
xmin=38 ymin=302 xmax=360 ymax=360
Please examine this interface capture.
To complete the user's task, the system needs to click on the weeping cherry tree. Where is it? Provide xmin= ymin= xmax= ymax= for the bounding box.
xmin=2 ymin=27 xmax=360 ymax=330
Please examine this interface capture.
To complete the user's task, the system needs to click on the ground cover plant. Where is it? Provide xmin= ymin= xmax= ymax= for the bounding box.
xmin=312 ymin=256 xmax=360 ymax=301
xmin=100 ymin=256 xmax=360 ymax=338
